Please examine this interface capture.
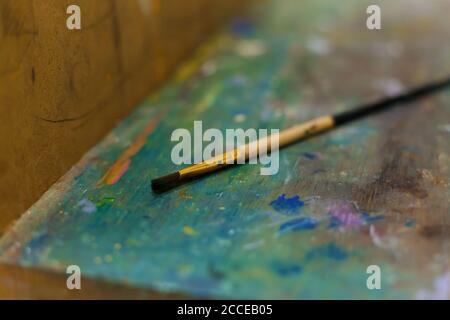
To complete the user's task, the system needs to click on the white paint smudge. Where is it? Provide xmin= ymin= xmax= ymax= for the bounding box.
xmin=236 ymin=40 xmax=267 ymax=57
xmin=78 ymin=198 xmax=97 ymax=214
xmin=283 ymin=171 xmax=292 ymax=185
xmin=242 ymin=239 xmax=265 ymax=251
xmin=283 ymin=156 xmax=292 ymax=185
xmin=438 ymin=124 xmax=450 ymax=134
xmin=233 ymin=113 xmax=247 ymax=123
xmin=416 ymin=273 xmax=450 ymax=300
xmin=201 ymin=61 xmax=217 ymax=76
xmin=373 ymin=78 xmax=405 ymax=96
xmin=306 ymin=37 xmax=332 ymax=56
xmin=372 ymin=42 xmax=404 ymax=58
xmin=369 ymin=224 xmax=398 ymax=254
xmin=369 ymin=225 xmax=384 ymax=248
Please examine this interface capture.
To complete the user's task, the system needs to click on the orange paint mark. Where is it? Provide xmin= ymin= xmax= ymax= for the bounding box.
xmin=102 ymin=159 xmax=130 ymax=185
xmin=98 ymin=111 xmax=165 ymax=186
xmin=179 ymin=190 xmax=193 ymax=200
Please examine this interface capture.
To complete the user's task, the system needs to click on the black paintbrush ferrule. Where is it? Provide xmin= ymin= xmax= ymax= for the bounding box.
xmin=333 ymin=76 xmax=450 ymax=126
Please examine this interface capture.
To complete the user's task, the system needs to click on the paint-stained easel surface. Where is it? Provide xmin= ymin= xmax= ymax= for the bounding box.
xmin=1 ymin=0 xmax=450 ymax=299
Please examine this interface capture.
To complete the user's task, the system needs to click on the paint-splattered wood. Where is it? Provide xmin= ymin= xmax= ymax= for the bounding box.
xmin=1 ymin=0 xmax=449 ymax=299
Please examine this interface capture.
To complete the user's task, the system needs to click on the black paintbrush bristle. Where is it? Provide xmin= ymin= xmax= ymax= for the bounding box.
xmin=151 ymin=172 xmax=181 ymax=193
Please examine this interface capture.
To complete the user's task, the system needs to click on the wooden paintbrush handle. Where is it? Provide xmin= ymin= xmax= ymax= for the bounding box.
xmin=178 ymin=115 xmax=334 ymax=178
xmin=277 ymin=115 xmax=335 ymax=147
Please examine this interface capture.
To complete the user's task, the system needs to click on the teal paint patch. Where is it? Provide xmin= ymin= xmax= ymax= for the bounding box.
xmin=404 ymin=218 xmax=416 ymax=228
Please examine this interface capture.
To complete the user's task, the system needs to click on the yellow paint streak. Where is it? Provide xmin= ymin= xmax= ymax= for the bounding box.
xmin=94 ymin=256 xmax=103 ymax=264
xmin=193 ymin=85 xmax=220 ymax=114
xmin=174 ymin=35 xmax=229 ymax=82
xmin=178 ymin=264 xmax=193 ymax=276
xmin=183 ymin=226 xmax=197 ymax=236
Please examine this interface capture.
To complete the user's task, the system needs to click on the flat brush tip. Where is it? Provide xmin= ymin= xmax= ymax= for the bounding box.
xmin=151 ymin=172 xmax=181 ymax=193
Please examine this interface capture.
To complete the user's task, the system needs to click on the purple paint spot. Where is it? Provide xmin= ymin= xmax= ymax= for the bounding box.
xmin=328 ymin=202 xmax=384 ymax=228
xmin=78 ymin=198 xmax=97 ymax=214
xmin=328 ymin=202 xmax=362 ymax=227
xmin=230 ymin=18 xmax=255 ymax=37
xmin=270 ymin=194 xmax=304 ymax=215
xmin=279 ymin=217 xmax=318 ymax=234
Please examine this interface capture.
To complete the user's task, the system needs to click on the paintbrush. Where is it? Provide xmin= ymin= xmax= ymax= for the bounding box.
xmin=152 ymin=76 xmax=450 ymax=193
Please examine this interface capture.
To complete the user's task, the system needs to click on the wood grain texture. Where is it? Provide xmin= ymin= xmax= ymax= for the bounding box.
xmin=0 ymin=0 xmax=245 ymax=232
xmin=1 ymin=0 xmax=449 ymax=299
xmin=0 ymin=263 xmax=188 ymax=299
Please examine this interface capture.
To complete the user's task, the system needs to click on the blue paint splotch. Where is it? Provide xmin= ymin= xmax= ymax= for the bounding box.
xmin=306 ymin=243 xmax=348 ymax=261
xmin=230 ymin=18 xmax=256 ymax=38
xmin=328 ymin=216 xmax=343 ymax=229
xmin=303 ymin=152 xmax=321 ymax=160
xmin=361 ymin=212 xmax=384 ymax=223
xmin=279 ymin=217 xmax=318 ymax=234
xmin=272 ymin=262 xmax=302 ymax=277
xmin=270 ymin=194 xmax=304 ymax=215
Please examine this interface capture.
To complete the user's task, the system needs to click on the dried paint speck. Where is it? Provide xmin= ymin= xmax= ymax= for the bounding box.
xmin=270 ymin=194 xmax=304 ymax=215
xmin=306 ymin=243 xmax=348 ymax=261
xmin=405 ymin=218 xmax=416 ymax=228
xmin=328 ymin=202 xmax=362 ymax=227
xmin=279 ymin=217 xmax=318 ymax=234
xmin=272 ymin=262 xmax=302 ymax=277
xmin=78 ymin=198 xmax=97 ymax=214
xmin=183 ymin=226 xmax=197 ymax=236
